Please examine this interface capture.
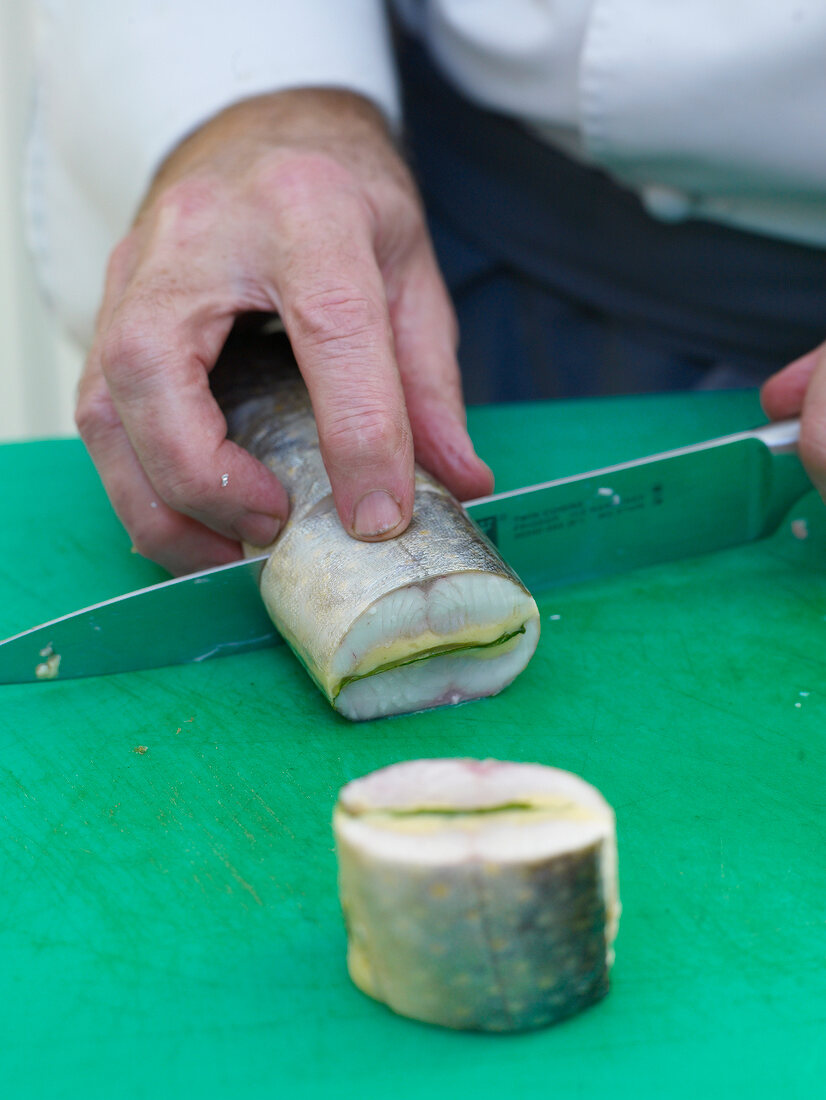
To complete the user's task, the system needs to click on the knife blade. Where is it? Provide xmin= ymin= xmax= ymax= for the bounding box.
xmin=0 ymin=418 xmax=809 ymax=684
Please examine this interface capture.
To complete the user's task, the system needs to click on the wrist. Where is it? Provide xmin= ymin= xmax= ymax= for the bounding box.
xmin=141 ymin=88 xmax=397 ymax=218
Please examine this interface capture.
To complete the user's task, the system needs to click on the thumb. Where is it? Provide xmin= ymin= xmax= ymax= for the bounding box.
xmin=760 ymin=343 xmax=825 ymax=421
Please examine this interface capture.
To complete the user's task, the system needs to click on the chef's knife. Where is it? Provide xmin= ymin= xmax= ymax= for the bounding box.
xmin=0 ymin=418 xmax=809 ymax=683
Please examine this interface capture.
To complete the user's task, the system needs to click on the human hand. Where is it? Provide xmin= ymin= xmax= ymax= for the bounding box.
xmin=75 ymin=89 xmax=493 ymax=575
xmin=761 ymin=341 xmax=826 ymax=498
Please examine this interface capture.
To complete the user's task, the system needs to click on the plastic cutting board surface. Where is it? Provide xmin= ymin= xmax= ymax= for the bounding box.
xmin=1 ymin=389 xmax=824 ymax=1099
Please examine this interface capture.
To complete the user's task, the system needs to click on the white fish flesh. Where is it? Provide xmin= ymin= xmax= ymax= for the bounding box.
xmin=334 ymin=758 xmax=620 ymax=1031
xmin=217 ymin=330 xmax=540 ymax=721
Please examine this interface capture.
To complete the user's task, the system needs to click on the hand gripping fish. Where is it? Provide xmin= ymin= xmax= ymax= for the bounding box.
xmin=213 ymin=325 xmax=540 ymax=721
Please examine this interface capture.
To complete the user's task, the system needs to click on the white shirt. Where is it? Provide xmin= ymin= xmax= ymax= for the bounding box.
xmin=27 ymin=0 xmax=826 ymax=345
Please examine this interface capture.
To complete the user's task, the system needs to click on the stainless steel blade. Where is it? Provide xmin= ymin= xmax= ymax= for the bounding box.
xmin=0 ymin=555 xmax=273 ymax=684
xmin=0 ymin=419 xmax=809 ymax=684
xmin=464 ymin=418 xmax=809 ymax=593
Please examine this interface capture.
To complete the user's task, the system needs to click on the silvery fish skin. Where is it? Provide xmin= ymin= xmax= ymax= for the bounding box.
xmin=218 ymin=331 xmax=540 ymax=721
xmin=334 ymin=758 xmax=620 ymax=1031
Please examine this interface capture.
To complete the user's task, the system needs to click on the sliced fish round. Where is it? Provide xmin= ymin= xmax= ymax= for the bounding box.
xmin=334 ymin=758 xmax=620 ymax=1031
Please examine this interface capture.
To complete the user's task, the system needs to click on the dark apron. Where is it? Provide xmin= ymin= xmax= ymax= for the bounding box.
xmin=395 ymin=37 xmax=826 ymax=405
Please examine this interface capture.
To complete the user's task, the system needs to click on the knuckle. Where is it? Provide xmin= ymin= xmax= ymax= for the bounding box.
xmin=99 ymin=322 xmax=163 ymax=382
xmin=153 ymin=456 xmax=207 ymax=512
xmin=250 ymin=149 xmax=377 ymax=246
xmin=154 ymin=452 xmax=227 ymax=517
xmin=151 ymin=176 xmax=220 ymax=241
xmin=372 ymin=188 xmax=425 ymax=254
xmin=289 ymin=287 xmax=385 ymax=350
xmin=251 ymin=149 xmax=355 ymax=206
xmin=74 ymin=378 xmax=120 ymax=444
xmin=323 ymin=402 xmax=409 ymax=470
xmin=104 ymin=234 xmax=138 ymax=287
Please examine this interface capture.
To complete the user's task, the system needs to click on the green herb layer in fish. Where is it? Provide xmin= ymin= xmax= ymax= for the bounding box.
xmin=216 ymin=329 xmax=540 ymax=721
xmin=334 ymin=758 xmax=620 ymax=1031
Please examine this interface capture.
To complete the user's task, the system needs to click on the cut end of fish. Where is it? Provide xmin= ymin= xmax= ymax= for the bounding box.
xmin=257 ymin=468 xmax=540 ymax=722
xmin=334 ymin=758 xmax=620 ymax=1032
xmin=331 ymin=573 xmax=540 ymax=720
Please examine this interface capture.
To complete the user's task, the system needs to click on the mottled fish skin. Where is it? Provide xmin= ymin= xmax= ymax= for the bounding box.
xmin=214 ymin=329 xmax=540 ymax=721
xmin=334 ymin=759 xmax=620 ymax=1032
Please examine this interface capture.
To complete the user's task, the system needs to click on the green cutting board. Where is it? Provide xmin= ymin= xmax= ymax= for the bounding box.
xmin=1 ymin=390 xmax=824 ymax=1099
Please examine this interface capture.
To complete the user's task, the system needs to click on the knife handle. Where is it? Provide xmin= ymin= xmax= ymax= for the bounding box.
xmin=753 ymin=418 xmax=799 ymax=455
